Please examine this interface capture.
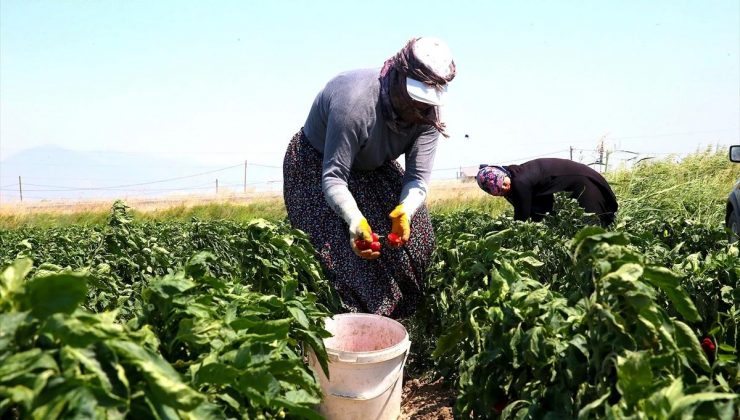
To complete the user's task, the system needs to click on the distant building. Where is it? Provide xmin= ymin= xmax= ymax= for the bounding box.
xmin=457 ymin=166 xmax=479 ymax=181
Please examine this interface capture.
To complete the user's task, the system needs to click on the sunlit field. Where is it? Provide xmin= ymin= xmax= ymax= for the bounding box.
xmin=2 ymin=150 xmax=739 ymax=418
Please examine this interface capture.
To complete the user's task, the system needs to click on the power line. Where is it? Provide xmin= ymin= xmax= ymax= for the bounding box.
xmin=431 ymin=149 xmax=570 ymax=172
xmin=0 ymin=178 xmax=283 ymax=193
xmin=19 ymin=181 xmax=218 ymax=193
xmin=13 ymin=163 xmax=244 ymax=191
xmin=514 ymin=129 xmax=739 ymax=146
xmin=1 ymin=160 xmax=283 ymax=170
xmin=498 ymin=149 xmax=569 ymax=164
xmin=610 ymin=129 xmax=738 ymax=140
xmin=250 ymin=163 xmax=281 ymax=169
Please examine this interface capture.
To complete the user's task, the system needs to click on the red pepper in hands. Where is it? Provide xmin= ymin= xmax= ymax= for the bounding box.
xmin=354 ymin=232 xmax=382 ymax=253
xmin=387 ymin=232 xmax=403 ymax=247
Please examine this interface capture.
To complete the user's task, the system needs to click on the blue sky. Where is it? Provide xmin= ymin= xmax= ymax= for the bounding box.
xmin=1 ymin=0 xmax=738 ymax=197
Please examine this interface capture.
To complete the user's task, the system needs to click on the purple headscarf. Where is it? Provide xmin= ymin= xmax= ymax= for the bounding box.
xmin=476 ymin=165 xmax=510 ymax=196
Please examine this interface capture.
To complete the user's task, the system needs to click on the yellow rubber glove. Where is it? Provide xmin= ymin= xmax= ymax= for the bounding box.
xmin=349 ymin=217 xmax=380 ymax=260
xmin=389 ymin=204 xmax=411 ymax=245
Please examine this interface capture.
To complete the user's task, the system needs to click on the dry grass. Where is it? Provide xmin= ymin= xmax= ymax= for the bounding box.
xmin=0 ymin=180 xmax=507 ymax=228
xmin=426 ymin=179 xmax=510 ymax=216
xmin=5 ymin=148 xmax=736 ymax=228
xmin=0 ymin=191 xmax=283 ymax=215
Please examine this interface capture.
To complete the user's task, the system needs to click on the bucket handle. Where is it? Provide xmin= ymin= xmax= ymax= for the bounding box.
xmin=329 ymin=349 xmax=409 ymax=401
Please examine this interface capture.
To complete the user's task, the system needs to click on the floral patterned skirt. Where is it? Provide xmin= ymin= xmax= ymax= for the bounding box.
xmin=282 ymin=130 xmax=435 ymax=318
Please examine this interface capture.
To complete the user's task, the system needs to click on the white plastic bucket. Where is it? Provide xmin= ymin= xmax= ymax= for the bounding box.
xmin=307 ymin=313 xmax=411 ymax=420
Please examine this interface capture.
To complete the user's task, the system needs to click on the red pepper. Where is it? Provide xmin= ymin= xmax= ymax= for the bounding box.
xmin=701 ymin=337 xmax=716 ymax=357
xmin=492 ymin=397 xmax=508 ymax=413
xmin=387 ymin=232 xmax=403 ymax=247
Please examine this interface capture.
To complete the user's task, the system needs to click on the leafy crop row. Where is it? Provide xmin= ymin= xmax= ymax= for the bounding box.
xmin=1 ymin=202 xmax=336 ymax=419
xmin=419 ymin=196 xmax=739 ymax=418
xmin=3 ymin=193 xmax=739 ymax=419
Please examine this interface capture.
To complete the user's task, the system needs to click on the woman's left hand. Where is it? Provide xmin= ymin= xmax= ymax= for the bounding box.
xmin=388 ymin=204 xmax=410 ymax=246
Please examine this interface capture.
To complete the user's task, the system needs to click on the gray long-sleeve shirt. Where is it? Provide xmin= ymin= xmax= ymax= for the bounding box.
xmin=302 ymin=68 xmax=439 ymax=224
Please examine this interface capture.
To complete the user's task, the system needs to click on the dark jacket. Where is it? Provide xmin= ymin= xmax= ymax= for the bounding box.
xmin=505 ymin=158 xmax=618 ymax=226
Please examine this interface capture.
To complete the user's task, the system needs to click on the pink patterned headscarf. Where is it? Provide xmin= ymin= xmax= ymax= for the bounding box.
xmin=476 ymin=165 xmax=510 ymax=196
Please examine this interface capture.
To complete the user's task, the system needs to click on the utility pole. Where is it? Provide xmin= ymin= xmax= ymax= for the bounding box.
xmin=569 ymin=146 xmax=574 ymax=161
xmin=243 ymin=160 xmax=248 ymax=194
xmin=216 ymin=179 xmax=219 ymax=194
xmin=596 ymin=134 xmax=609 ymax=173
xmin=18 ymin=176 xmax=23 ymax=202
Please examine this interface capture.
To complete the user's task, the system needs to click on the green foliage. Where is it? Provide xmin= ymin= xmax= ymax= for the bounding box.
xmin=0 ymin=202 xmax=337 ymax=419
xmin=0 ymin=259 xmax=217 ymax=418
xmin=610 ymin=148 xmax=740 ymax=224
xmin=137 ymin=253 xmax=331 ymax=419
xmin=423 ymin=199 xmax=740 ymax=418
xmin=2 ymin=149 xmax=739 ymax=419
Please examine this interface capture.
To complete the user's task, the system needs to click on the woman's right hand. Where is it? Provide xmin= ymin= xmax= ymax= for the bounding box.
xmin=349 ymin=217 xmax=380 ymax=260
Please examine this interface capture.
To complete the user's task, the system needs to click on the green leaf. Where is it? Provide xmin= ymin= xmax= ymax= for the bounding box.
xmin=523 ymin=288 xmax=550 ymax=308
xmin=147 ymin=274 xmax=196 ymax=300
xmin=433 ymin=325 xmax=464 ymax=359
xmin=236 ymin=370 xmax=280 ymax=404
xmin=603 ymin=263 xmax=643 ymax=286
xmin=717 ymin=343 xmax=735 ymax=353
xmin=0 ymin=311 xmax=32 ymax=351
xmin=642 ymin=266 xmax=700 ymax=322
xmin=1 ymin=258 xmax=33 ymax=298
xmin=272 ymin=396 xmax=324 ymax=420
xmin=26 ymin=272 xmax=88 ymax=318
xmin=194 ymin=363 xmax=239 ymax=386
xmin=570 ymin=228 xmax=628 ymax=260
xmin=0 ymin=348 xmax=58 ymax=383
xmin=524 ymin=326 xmax=545 ymax=364
xmin=577 ymin=391 xmax=610 ymax=419
xmin=43 ymin=312 xmax=124 ymax=348
xmin=673 ymin=320 xmax=711 ymax=373
xmin=60 ymin=346 xmax=119 ymax=399
xmin=301 ymin=329 xmax=330 ymax=378
xmin=670 ymin=392 xmax=738 ymax=416
xmin=108 ymin=339 xmax=205 ymax=411
xmin=281 ymin=278 xmax=298 ymax=300
xmin=617 ymin=351 xmax=653 ymax=406
xmin=1 ymin=385 xmax=35 ymax=408
xmin=287 ymin=305 xmax=310 ymax=330
xmin=230 ymin=317 xmax=291 ymax=338
xmin=283 ymin=389 xmax=321 ymax=405
xmin=516 ymin=255 xmax=544 ymax=269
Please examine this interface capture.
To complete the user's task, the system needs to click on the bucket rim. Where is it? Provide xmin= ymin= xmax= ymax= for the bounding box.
xmin=322 ymin=313 xmax=410 ymax=363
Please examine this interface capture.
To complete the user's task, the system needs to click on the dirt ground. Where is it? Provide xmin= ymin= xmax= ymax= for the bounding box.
xmin=400 ymin=376 xmax=455 ymax=419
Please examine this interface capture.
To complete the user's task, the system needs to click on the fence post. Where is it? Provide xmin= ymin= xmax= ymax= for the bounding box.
xmin=243 ymin=160 xmax=248 ymax=193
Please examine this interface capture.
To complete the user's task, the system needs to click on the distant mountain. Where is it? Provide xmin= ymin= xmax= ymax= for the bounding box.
xmin=0 ymin=146 xmax=280 ymax=203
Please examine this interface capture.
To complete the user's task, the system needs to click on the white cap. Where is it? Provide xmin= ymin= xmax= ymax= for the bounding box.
xmin=405 ymin=37 xmax=454 ymax=106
